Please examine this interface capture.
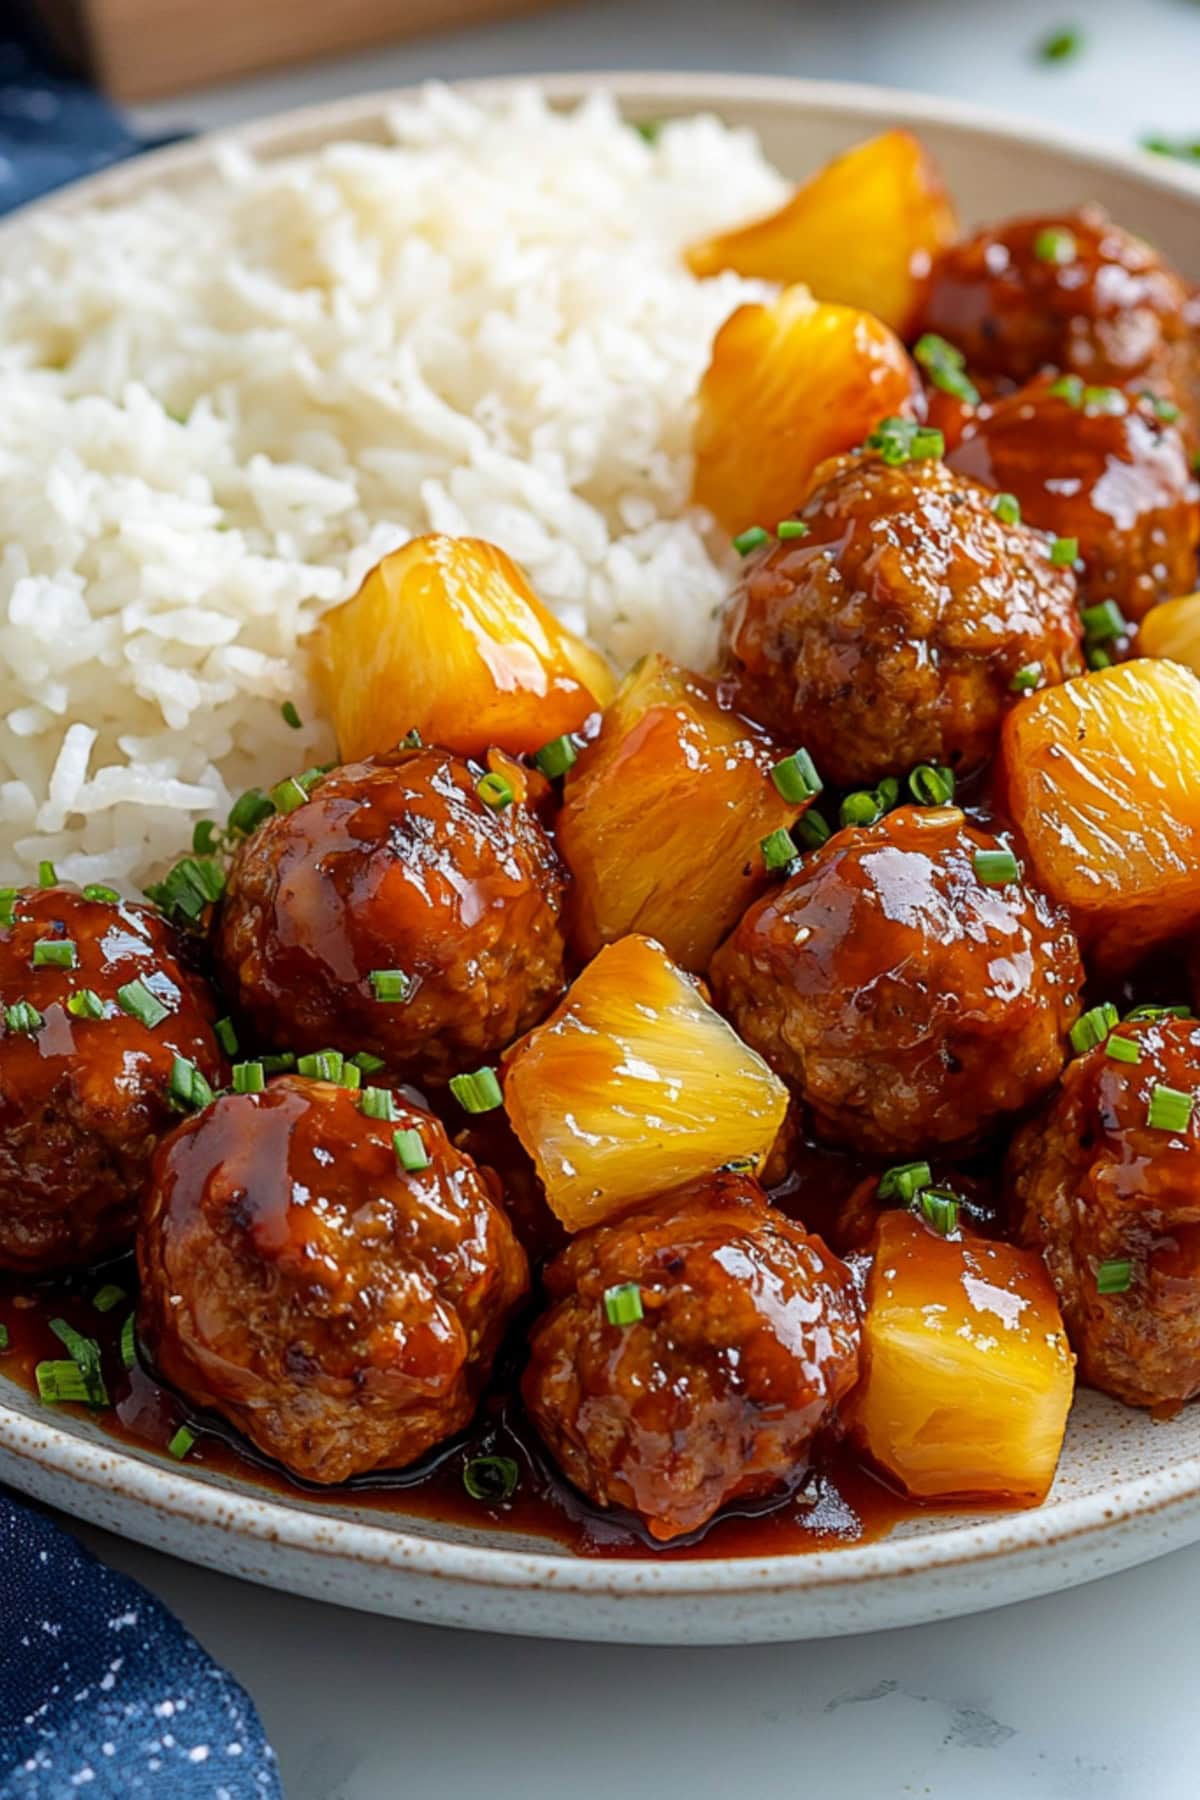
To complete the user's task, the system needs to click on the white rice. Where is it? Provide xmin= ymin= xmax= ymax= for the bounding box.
xmin=0 ymin=84 xmax=787 ymax=890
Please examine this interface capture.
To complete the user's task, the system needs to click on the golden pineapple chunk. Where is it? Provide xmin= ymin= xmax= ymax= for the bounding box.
xmin=1137 ymin=591 xmax=1200 ymax=673
xmin=686 ymin=129 xmax=958 ymax=337
xmin=503 ymin=934 xmax=788 ymax=1231
xmin=692 ymin=285 xmax=918 ymax=535
xmin=313 ymin=533 xmax=614 ymax=761
xmin=847 ymin=1210 xmax=1075 ymax=1505
xmin=557 ymin=655 xmax=807 ymax=971
xmin=999 ymin=658 xmax=1200 ymax=969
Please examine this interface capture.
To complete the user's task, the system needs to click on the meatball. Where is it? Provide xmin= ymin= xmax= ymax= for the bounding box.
xmin=709 ymin=806 xmax=1083 ymax=1156
xmin=1008 ymin=1016 xmax=1200 ymax=1409
xmin=0 ymin=886 xmax=226 ymax=1273
xmin=917 ymin=207 xmax=1197 ymax=402
xmin=522 ymin=1170 xmax=859 ymax=1541
xmin=717 ymin=453 xmax=1083 ymax=789
xmin=216 ymin=746 xmax=568 ymax=1085
xmin=948 ymin=376 xmax=1200 ymax=621
xmin=138 ymin=1075 xmax=529 ymax=1482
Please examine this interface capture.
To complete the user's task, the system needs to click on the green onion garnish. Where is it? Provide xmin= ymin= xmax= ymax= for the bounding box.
xmin=214 ymin=1016 xmax=238 ymax=1056
xmin=81 ymin=884 xmax=120 ymax=904
xmin=144 ymin=854 xmax=224 ymax=925
xmin=1126 ymin=1003 xmax=1193 ymax=1022
xmin=37 ymin=860 xmax=57 ymax=888
xmin=261 ymin=1052 xmax=297 ymax=1074
xmin=227 ymin=787 xmax=276 ymax=836
xmin=604 ymin=1282 xmax=645 ymax=1326
xmin=49 ymin=1318 xmax=107 ymax=1406
xmin=990 ymin=492 xmax=1022 ymax=526
xmin=232 ymin=1060 xmax=266 ymax=1094
xmin=296 ymin=1049 xmax=344 ymax=1082
xmin=398 ymin=728 xmax=424 ymax=749
xmin=840 ymin=790 xmax=884 ymax=829
xmin=1070 ymin=1002 xmax=1120 ymax=1054
xmin=351 ymin=1050 xmax=386 ymax=1074
xmin=732 ymin=525 xmax=770 ymax=555
xmin=864 ymin=416 xmax=945 ymax=465
xmin=1087 ymin=646 xmax=1112 ymax=671
xmin=761 ymin=828 xmax=796 ymax=873
xmin=776 ymin=519 xmax=810 ymax=541
xmin=192 ymin=819 xmax=221 ymax=856
xmin=771 ymin=748 xmax=822 ymax=804
xmin=340 ymin=1062 xmax=361 ymax=1091
xmin=795 ymin=810 xmax=831 ymax=851
xmin=913 ymin=333 xmax=980 ymax=405
xmin=370 ymin=968 xmax=412 ymax=1004
xmin=36 ymin=1360 xmax=98 ymax=1406
xmin=360 ymin=1086 xmax=397 ymax=1121
xmin=916 ymin=1188 xmax=960 ymax=1236
xmin=908 ymin=763 xmax=955 ymax=806
xmin=1105 ymin=1035 xmax=1141 ymax=1065
xmin=1034 ymin=226 xmax=1077 ymax=264
xmin=120 ymin=1313 xmax=137 ymax=1371
xmin=167 ymin=1054 xmax=215 ymax=1113
xmin=167 ymin=1425 xmax=197 ymax=1460
xmin=877 ymin=1161 xmax=932 ymax=1204
xmin=1083 ymin=385 xmax=1125 ymax=416
xmin=1010 ymin=662 xmax=1043 ymax=694
xmin=93 ymin=1284 xmax=126 ymax=1314
xmin=1049 ymin=535 xmax=1078 ymax=566
xmin=535 ymin=736 xmax=578 ymax=780
xmin=269 ymin=776 xmax=309 ymax=816
xmin=394 ymin=1127 xmax=430 ymax=1173
xmin=281 ymin=700 xmax=303 ymax=730
xmin=117 ymin=978 xmax=168 ymax=1030
xmin=1096 ymin=1257 xmax=1132 ymax=1295
xmin=1037 ymin=25 xmax=1082 ymax=61
xmin=1048 ymin=373 xmax=1084 ymax=406
xmin=1147 ymin=1084 xmax=1194 ymax=1133
xmin=4 ymin=1000 xmax=43 ymax=1035
xmin=0 ymin=890 xmax=16 ymax=927
xmin=476 ymin=772 xmax=515 ymax=810
xmin=32 ymin=938 xmax=76 ymax=970
xmin=449 ymin=1067 xmax=503 ymax=1114
xmin=973 ymin=847 xmax=1019 ymax=886
xmin=462 ymin=1455 xmax=519 ymax=1503
xmin=1141 ymin=392 xmax=1182 ymax=423
xmin=0 ymin=1325 xmax=8 ymax=1352
xmin=1081 ymin=600 xmax=1127 ymax=644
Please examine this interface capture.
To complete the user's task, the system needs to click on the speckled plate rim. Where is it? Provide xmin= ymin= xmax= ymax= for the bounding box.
xmin=4 ymin=71 xmax=1200 ymax=1633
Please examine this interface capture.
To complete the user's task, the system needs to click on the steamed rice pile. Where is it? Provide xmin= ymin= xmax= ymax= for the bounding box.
xmin=0 ymin=84 xmax=786 ymax=890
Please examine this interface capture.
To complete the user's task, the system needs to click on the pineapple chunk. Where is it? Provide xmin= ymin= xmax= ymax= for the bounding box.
xmin=558 ymin=655 xmax=807 ymax=971
xmin=692 ymin=285 xmax=918 ymax=535
xmin=1138 ymin=591 xmax=1200 ymax=673
xmin=999 ymin=659 xmax=1200 ymax=969
xmin=847 ymin=1210 xmax=1074 ymax=1504
xmin=503 ymin=934 xmax=788 ymax=1231
xmin=312 ymin=533 xmax=614 ymax=761
xmin=686 ymin=129 xmax=958 ymax=337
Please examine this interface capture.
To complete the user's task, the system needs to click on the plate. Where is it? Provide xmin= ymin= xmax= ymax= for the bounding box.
xmin=3 ymin=73 xmax=1200 ymax=1645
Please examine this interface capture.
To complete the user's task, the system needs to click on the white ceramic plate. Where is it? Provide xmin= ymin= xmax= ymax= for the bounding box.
xmin=4 ymin=73 xmax=1200 ymax=1645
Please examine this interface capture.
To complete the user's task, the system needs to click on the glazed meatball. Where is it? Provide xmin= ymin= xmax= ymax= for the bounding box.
xmin=948 ymin=376 xmax=1200 ymax=621
xmin=917 ymin=207 xmax=1198 ymax=402
xmin=138 ymin=1075 xmax=529 ymax=1483
xmin=0 ymin=886 xmax=225 ymax=1273
xmin=717 ymin=453 xmax=1083 ymax=789
xmin=522 ymin=1170 xmax=859 ymax=1541
xmin=710 ymin=807 xmax=1083 ymax=1156
xmin=1009 ymin=1016 xmax=1200 ymax=1409
xmin=216 ymin=747 xmax=568 ymax=1085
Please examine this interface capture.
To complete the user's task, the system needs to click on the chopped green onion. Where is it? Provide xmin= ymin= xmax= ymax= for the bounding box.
xmin=990 ymin=492 xmax=1022 ymax=526
xmin=1126 ymin=1003 xmax=1193 ymax=1022
xmin=1081 ymin=600 xmax=1127 ymax=644
xmin=394 ymin=1127 xmax=430 ymax=1172
xmin=82 ymin=884 xmax=120 ymax=904
xmin=877 ymin=1161 xmax=932 ymax=1204
xmin=1105 ymin=1035 xmax=1141 ymax=1065
xmin=192 ymin=819 xmax=221 ymax=855
xmin=1096 ymin=1257 xmax=1133 ymax=1295
xmin=916 ymin=1189 xmax=960 ymax=1236
xmin=1037 ymin=26 xmax=1083 ymax=62
xmin=1047 ymin=375 xmax=1084 ymax=408
xmin=913 ymin=332 xmax=980 ymax=405
xmin=1086 ymin=645 xmax=1112 ymax=671
xmin=281 ymin=700 xmax=303 ymax=730
xmin=795 ymin=810 xmax=831 ymax=851
xmin=1141 ymin=135 xmax=1200 ymax=162
xmin=449 ymin=1067 xmax=503 ymax=1114
xmin=875 ymin=777 xmax=900 ymax=809
xmin=1070 ymin=1002 xmax=1119 ymax=1054
xmin=398 ymin=728 xmax=424 ymax=749
xmin=261 ymin=1052 xmax=297 ymax=1074
xmin=351 ymin=1050 xmax=386 ymax=1075
xmin=632 ymin=118 xmax=664 ymax=144
xmin=227 ymin=787 xmax=276 ymax=836
xmin=771 ymin=748 xmax=823 ymax=804
xmin=370 ymin=968 xmax=412 ymax=1004
xmin=732 ymin=525 xmax=770 ymax=555
xmin=462 ymin=1455 xmax=519 ymax=1503
xmin=296 ymin=1049 xmax=344 ymax=1082
xmin=4 ymin=1000 xmax=43 ymax=1035
xmin=1147 ymin=1083 xmax=1194 ymax=1133
xmin=49 ymin=1318 xmax=107 ymax=1406
xmin=340 ymin=1062 xmax=361 ymax=1091
xmin=535 ymin=736 xmax=578 ymax=780
xmin=1140 ymin=391 xmax=1181 ymax=423
xmin=360 ymin=1086 xmax=397 ymax=1121
xmin=214 ymin=1016 xmax=238 ymax=1056
xmin=973 ymin=848 xmax=1019 ymax=887
xmin=144 ymin=854 xmax=224 ymax=926
xmin=117 ymin=978 xmax=168 ymax=1030
xmin=36 ymin=1360 xmax=97 ymax=1406
xmin=232 ymin=1060 xmax=266 ymax=1094
xmin=167 ymin=1425 xmax=197 ymax=1460
xmin=93 ymin=1284 xmax=126 ymax=1314
xmin=1049 ymin=535 xmax=1078 ymax=566
xmin=865 ymin=416 xmax=944 ymax=465
xmin=120 ymin=1313 xmax=137 ymax=1371
xmin=269 ymin=776 xmax=309 ymax=816
xmin=476 ymin=771 xmax=515 ymax=810
xmin=0 ymin=890 xmax=16 ymax=928
xmin=0 ymin=1325 xmax=8 ymax=1352
xmin=908 ymin=763 xmax=955 ymax=806
xmin=761 ymin=828 xmax=796 ymax=872
xmin=167 ymin=1054 xmax=214 ymax=1113
xmin=1034 ymin=226 xmax=1077 ymax=264
xmin=32 ymin=938 xmax=76 ymax=970
xmin=1083 ymin=385 xmax=1126 ymax=416
xmin=840 ymin=790 xmax=883 ymax=829
xmin=37 ymin=860 xmax=57 ymax=888
xmin=1010 ymin=662 xmax=1043 ymax=694
xmin=776 ymin=519 xmax=810 ymax=541
xmin=604 ymin=1282 xmax=645 ymax=1326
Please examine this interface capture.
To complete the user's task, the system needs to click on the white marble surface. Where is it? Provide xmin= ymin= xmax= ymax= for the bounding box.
xmin=104 ymin=3 xmax=1200 ymax=1796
